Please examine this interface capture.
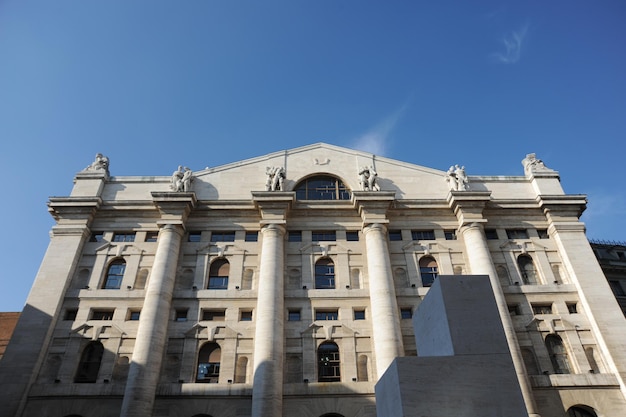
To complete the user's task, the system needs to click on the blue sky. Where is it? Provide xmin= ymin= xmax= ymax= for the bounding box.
xmin=1 ymin=1 xmax=625 ymax=311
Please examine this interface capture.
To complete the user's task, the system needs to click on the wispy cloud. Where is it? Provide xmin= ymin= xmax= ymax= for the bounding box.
xmin=349 ymin=102 xmax=410 ymax=156
xmin=492 ymin=23 xmax=529 ymax=64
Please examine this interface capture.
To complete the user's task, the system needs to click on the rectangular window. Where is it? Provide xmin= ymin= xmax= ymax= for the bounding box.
xmin=537 ymin=229 xmax=549 ymax=239
xmin=288 ymin=309 xmax=301 ymax=321
xmin=145 ymin=231 xmax=159 ymax=242
xmin=245 ymin=231 xmax=258 ymax=242
xmin=128 ymin=310 xmax=141 ymax=321
xmin=388 ymin=230 xmax=402 ymax=241
xmin=508 ymin=304 xmax=521 ymax=315
xmin=506 ymin=229 xmax=529 ymax=239
xmin=444 ymin=230 xmax=457 ymax=240
xmin=346 ymin=231 xmax=359 ymax=241
xmin=175 ymin=309 xmax=188 ymax=322
xmin=188 ymin=231 xmax=202 ymax=242
xmin=202 ymin=309 xmax=226 ymax=321
xmin=64 ymin=309 xmax=78 ymax=321
xmin=210 ymin=231 xmax=236 ymax=242
xmin=484 ymin=229 xmax=499 ymax=240
xmin=90 ymin=232 xmax=104 ymax=242
xmin=91 ymin=309 xmax=115 ymax=320
xmin=609 ymin=280 xmax=626 ymax=296
xmin=400 ymin=308 xmax=413 ymax=319
xmin=315 ymin=309 xmax=339 ymax=320
xmin=312 ymin=231 xmax=336 ymax=242
xmin=208 ymin=277 xmax=229 ymax=290
xmin=353 ymin=309 xmax=366 ymax=320
xmin=566 ymin=303 xmax=578 ymax=314
xmin=288 ymin=231 xmax=302 ymax=242
xmin=412 ymin=230 xmax=435 ymax=240
xmin=532 ymin=304 xmax=553 ymax=315
xmin=113 ymin=232 xmax=136 ymax=242
xmin=240 ymin=310 xmax=253 ymax=321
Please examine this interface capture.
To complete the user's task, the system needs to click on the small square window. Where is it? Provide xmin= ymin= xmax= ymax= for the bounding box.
xmin=245 ymin=231 xmax=258 ymax=242
xmin=188 ymin=232 xmax=202 ymax=242
xmin=145 ymin=231 xmax=159 ymax=242
xmin=288 ymin=309 xmax=301 ymax=321
xmin=90 ymin=232 xmax=104 ymax=242
xmin=412 ymin=230 xmax=435 ymax=240
xmin=113 ymin=232 xmax=136 ymax=242
xmin=129 ymin=311 xmax=141 ymax=321
xmin=346 ymin=231 xmax=359 ymax=241
xmin=91 ymin=309 xmax=115 ymax=320
xmin=532 ymin=304 xmax=553 ymax=315
xmin=64 ymin=309 xmax=78 ymax=321
xmin=288 ymin=231 xmax=302 ymax=242
xmin=388 ymin=230 xmax=402 ymax=241
xmin=567 ymin=303 xmax=578 ymax=314
xmin=175 ymin=309 xmax=188 ymax=322
xmin=210 ymin=231 xmax=236 ymax=242
xmin=354 ymin=309 xmax=366 ymax=320
xmin=444 ymin=230 xmax=457 ymax=240
xmin=202 ymin=309 xmax=226 ymax=321
xmin=312 ymin=231 xmax=336 ymax=242
xmin=315 ymin=309 xmax=339 ymax=320
xmin=537 ymin=229 xmax=549 ymax=239
xmin=240 ymin=310 xmax=253 ymax=321
xmin=400 ymin=308 xmax=413 ymax=319
xmin=485 ymin=229 xmax=499 ymax=240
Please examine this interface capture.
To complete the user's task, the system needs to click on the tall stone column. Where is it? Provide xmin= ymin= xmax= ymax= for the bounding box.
xmin=251 ymin=192 xmax=293 ymax=417
xmin=120 ymin=193 xmax=195 ymax=417
xmin=449 ymin=191 xmax=540 ymax=417
xmin=353 ymin=192 xmax=404 ymax=378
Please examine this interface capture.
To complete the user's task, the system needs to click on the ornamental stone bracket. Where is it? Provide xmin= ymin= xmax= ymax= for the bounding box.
xmin=251 ymin=191 xmax=295 ymax=226
xmin=446 ymin=190 xmax=492 ymax=227
xmin=352 ymin=191 xmax=395 ymax=226
xmin=151 ymin=192 xmax=197 ymax=226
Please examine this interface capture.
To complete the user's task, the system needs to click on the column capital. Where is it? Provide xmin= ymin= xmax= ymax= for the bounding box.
xmin=47 ymin=197 xmax=102 ymax=235
xmin=151 ymin=192 xmax=197 ymax=226
xmin=447 ymin=191 xmax=491 ymax=227
xmin=260 ymin=223 xmax=287 ymax=236
xmin=362 ymin=223 xmax=387 ymax=235
xmin=252 ymin=191 xmax=295 ymax=226
xmin=352 ymin=191 xmax=395 ymax=226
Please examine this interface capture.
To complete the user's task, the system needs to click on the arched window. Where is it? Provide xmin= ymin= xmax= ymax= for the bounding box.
xmin=315 ymin=258 xmax=335 ymax=289
xmin=546 ymin=334 xmax=571 ymax=374
xmin=103 ymin=259 xmax=125 ymax=289
xmin=208 ymin=259 xmax=229 ymax=290
xmin=567 ymin=405 xmax=598 ymax=417
xmin=75 ymin=341 xmax=104 ymax=383
xmin=419 ymin=256 xmax=438 ymax=287
xmin=518 ymin=255 xmax=538 ymax=285
xmin=318 ymin=341 xmax=341 ymax=382
xmin=197 ymin=342 xmax=221 ymax=383
xmin=295 ymin=175 xmax=350 ymax=200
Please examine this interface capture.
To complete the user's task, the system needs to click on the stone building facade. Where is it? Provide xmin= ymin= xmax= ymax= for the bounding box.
xmin=591 ymin=241 xmax=626 ymax=316
xmin=1 ymin=143 xmax=625 ymax=417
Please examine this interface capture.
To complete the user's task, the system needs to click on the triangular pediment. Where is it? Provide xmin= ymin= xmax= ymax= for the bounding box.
xmin=189 ymin=142 xmax=451 ymax=200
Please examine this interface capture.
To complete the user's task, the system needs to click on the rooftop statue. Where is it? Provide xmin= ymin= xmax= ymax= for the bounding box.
xmin=84 ymin=153 xmax=110 ymax=174
xmin=171 ymin=166 xmax=194 ymax=192
xmin=522 ymin=153 xmax=554 ymax=175
xmin=358 ymin=165 xmax=380 ymax=191
xmin=445 ymin=164 xmax=469 ymax=191
xmin=265 ymin=166 xmax=286 ymax=191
